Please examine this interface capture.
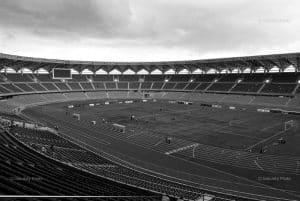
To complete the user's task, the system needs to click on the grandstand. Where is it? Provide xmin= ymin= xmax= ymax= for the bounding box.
xmin=1 ymin=52 xmax=300 ymax=201
xmin=0 ymin=127 xmax=159 ymax=198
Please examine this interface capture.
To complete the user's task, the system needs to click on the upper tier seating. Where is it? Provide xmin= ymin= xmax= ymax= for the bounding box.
xmin=0 ymin=73 xmax=298 ymax=98
xmin=5 ymin=74 xmax=33 ymax=82
xmin=195 ymin=74 xmax=219 ymax=82
xmin=144 ymin=75 xmax=165 ymax=82
xmin=241 ymin=74 xmax=269 ymax=82
xmin=118 ymin=75 xmax=139 ymax=82
xmin=169 ymin=75 xmax=192 ymax=82
xmin=270 ymin=73 xmax=299 ymax=83
xmin=91 ymin=75 xmax=114 ymax=82
xmin=71 ymin=75 xmax=87 ymax=82
xmin=217 ymin=74 xmax=240 ymax=82
xmin=35 ymin=74 xmax=54 ymax=82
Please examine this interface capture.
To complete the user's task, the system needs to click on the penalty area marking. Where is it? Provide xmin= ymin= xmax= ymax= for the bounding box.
xmin=254 ymin=157 xmax=265 ymax=171
xmin=154 ymin=139 xmax=165 ymax=146
xmin=138 ymin=108 xmax=201 ymax=120
xmin=244 ymin=129 xmax=288 ymax=152
xmin=165 ymin=143 xmax=199 ymax=155
xmin=260 ymin=122 xmax=283 ymax=132
xmin=126 ymin=130 xmax=145 ymax=138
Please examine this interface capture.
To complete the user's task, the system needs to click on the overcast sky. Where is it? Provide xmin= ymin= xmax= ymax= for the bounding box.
xmin=0 ymin=0 xmax=299 ymax=62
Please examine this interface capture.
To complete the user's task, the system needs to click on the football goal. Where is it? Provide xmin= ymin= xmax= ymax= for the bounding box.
xmin=284 ymin=120 xmax=297 ymax=131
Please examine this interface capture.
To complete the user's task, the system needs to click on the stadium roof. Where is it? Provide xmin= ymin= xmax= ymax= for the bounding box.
xmin=0 ymin=52 xmax=299 ymax=73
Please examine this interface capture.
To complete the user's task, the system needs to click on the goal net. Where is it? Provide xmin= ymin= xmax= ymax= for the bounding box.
xmin=284 ymin=120 xmax=297 ymax=131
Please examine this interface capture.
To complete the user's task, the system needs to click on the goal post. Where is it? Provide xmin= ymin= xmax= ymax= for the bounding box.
xmin=112 ymin=123 xmax=126 ymax=133
xmin=284 ymin=120 xmax=297 ymax=131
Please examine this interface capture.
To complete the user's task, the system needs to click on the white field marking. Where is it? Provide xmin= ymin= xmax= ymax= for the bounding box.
xmin=154 ymin=138 xmax=165 ymax=146
xmin=214 ymin=117 xmax=253 ymax=132
xmin=62 ymin=93 xmax=69 ymax=99
xmin=126 ymin=131 xmax=145 ymax=138
xmin=192 ymin=144 xmax=199 ymax=158
xmin=209 ymin=118 xmax=264 ymax=140
xmin=135 ymin=130 xmax=162 ymax=140
xmin=228 ymin=117 xmax=257 ymax=127
xmin=138 ymin=108 xmax=201 ymax=119
xmin=247 ymin=96 xmax=256 ymax=104
xmin=260 ymin=122 xmax=283 ymax=132
xmin=244 ymin=129 xmax=288 ymax=151
xmin=21 ymin=103 xmax=300 ymax=201
xmin=269 ymin=157 xmax=278 ymax=172
xmin=21 ymin=111 xmax=300 ymax=199
xmin=285 ymin=98 xmax=292 ymax=106
xmin=229 ymin=119 xmax=242 ymax=126
xmin=216 ymin=130 xmax=264 ymax=140
xmin=254 ymin=157 xmax=265 ymax=171
xmin=165 ymin=143 xmax=199 ymax=155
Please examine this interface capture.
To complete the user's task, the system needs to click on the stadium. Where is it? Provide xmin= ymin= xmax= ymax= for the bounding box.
xmin=0 ymin=52 xmax=300 ymax=201
xmin=1 ymin=1 xmax=300 ymax=201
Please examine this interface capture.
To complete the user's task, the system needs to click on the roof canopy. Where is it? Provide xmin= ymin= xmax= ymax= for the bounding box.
xmin=0 ymin=52 xmax=299 ymax=73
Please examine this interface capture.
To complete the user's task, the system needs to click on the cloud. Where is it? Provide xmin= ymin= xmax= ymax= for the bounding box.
xmin=0 ymin=0 xmax=132 ymax=38
xmin=0 ymin=0 xmax=299 ymax=61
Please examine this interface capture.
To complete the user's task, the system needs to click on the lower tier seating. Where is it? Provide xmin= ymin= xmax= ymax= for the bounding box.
xmin=0 ymin=130 xmax=157 ymax=197
xmin=260 ymin=84 xmax=297 ymax=94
